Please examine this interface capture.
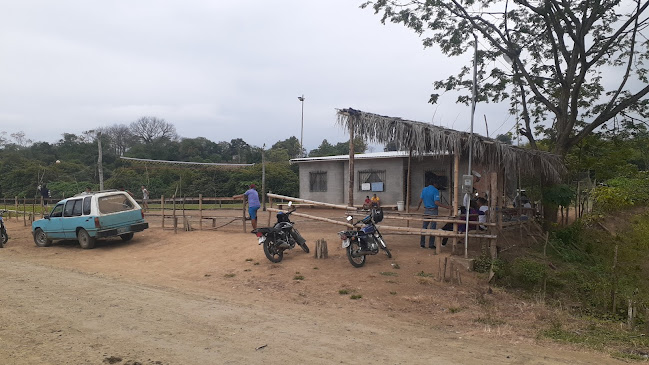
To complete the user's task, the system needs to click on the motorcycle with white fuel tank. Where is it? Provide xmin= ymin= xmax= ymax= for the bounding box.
xmin=252 ymin=201 xmax=309 ymax=263
xmin=338 ymin=208 xmax=391 ymax=267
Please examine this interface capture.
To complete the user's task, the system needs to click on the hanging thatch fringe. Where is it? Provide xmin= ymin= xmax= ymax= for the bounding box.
xmin=336 ymin=108 xmax=564 ymax=182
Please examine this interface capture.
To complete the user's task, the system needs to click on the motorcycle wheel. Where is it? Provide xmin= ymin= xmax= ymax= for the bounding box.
xmin=377 ymin=236 xmax=392 ymax=258
xmin=346 ymin=240 xmax=366 ymax=268
xmin=263 ymin=239 xmax=284 ymax=263
xmin=0 ymin=232 xmax=6 ymax=248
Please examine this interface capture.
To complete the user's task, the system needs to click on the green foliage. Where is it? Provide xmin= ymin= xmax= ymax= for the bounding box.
xmin=363 ymin=0 xmax=649 ymax=157
xmin=591 ymin=174 xmax=649 ymax=213
xmin=542 ymin=184 xmax=574 ymax=207
xmin=510 ymin=258 xmax=547 ymax=290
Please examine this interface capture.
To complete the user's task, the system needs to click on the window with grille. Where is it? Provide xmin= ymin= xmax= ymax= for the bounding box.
xmin=358 ymin=169 xmax=386 ymax=192
xmin=309 ymin=171 xmax=327 ymax=192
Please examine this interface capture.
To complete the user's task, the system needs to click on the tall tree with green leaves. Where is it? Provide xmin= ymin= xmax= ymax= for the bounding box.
xmin=363 ymin=0 xmax=649 ymax=157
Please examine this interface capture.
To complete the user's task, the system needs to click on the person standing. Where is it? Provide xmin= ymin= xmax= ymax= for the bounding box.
xmin=416 ymin=178 xmax=451 ymax=249
xmin=141 ymin=186 xmax=150 ymax=212
xmin=39 ymin=184 xmax=50 ymax=207
xmin=234 ymin=184 xmax=261 ymax=231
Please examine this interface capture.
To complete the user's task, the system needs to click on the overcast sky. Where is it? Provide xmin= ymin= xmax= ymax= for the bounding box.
xmin=0 ymin=0 xmax=513 ymax=152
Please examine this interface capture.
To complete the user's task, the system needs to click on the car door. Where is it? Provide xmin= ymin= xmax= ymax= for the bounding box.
xmin=62 ymin=199 xmax=85 ymax=239
xmin=42 ymin=204 xmax=65 ymax=239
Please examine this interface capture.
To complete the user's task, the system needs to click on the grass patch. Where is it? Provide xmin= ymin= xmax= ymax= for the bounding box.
xmin=245 ymin=258 xmax=253 ymax=262
xmin=390 ymin=291 xmax=397 ymax=295
xmin=293 ymin=275 xmax=305 ymax=280
xmin=540 ymin=319 xmax=649 ymax=354
xmin=474 ymin=317 xmax=506 ymax=326
xmin=448 ymin=306 xmax=462 ymax=314
xmin=380 ymin=271 xmax=398 ymax=277
xmin=350 ymin=294 xmax=362 ymax=300
xmin=415 ymin=271 xmax=433 ymax=278
xmin=339 ymin=289 xmax=349 ymax=295
xmin=385 ymin=280 xmax=398 ymax=284
xmin=254 ymin=262 xmax=260 ymax=265
xmin=417 ymin=277 xmax=433 ymax=285
xmin=224 ymin=273 xmax=236 ymax=278
xmin=391 ymin=263 xmax=401 ymax=269
xmin=313 ymin=267 xmax=319 ymax=270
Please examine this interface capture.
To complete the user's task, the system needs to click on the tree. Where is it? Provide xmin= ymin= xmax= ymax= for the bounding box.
xmin=100 ymin=124 xmax=136 ymax=156
xmin=130 ymin=117 xmax=178 ymax=144
xmin=271 ymin=136 xmax=303 ymax=159
xmin=363 ymin=0 xmax=649 ymax=157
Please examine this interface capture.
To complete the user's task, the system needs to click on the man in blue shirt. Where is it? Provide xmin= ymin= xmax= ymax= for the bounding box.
xmin=234 ymin=184 xmax=261 ymax=232
xmin=416 ymin=178 xmax=451 ymax=249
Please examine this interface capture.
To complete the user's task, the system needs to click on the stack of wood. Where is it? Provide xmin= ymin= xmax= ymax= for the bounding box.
xmin=314 ymin=239 xmax=328 ymax=259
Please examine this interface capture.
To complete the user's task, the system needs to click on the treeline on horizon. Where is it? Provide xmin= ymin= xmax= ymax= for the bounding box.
xmin=0 ymin=116 xmax=368 ymax=200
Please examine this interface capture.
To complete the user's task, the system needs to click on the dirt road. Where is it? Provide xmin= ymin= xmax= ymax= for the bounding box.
xmin=0 ymin=213 xmax=626 ymax=364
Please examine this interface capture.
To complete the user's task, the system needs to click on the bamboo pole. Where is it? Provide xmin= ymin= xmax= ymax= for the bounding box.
xmin=267 ymin=193 xmax=352 ymax=210
xmin=266 ymin=208 xmax=355 ymax=228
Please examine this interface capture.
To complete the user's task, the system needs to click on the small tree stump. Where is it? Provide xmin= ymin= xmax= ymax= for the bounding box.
xmin=183 ymin=217 xmax=193 ymax=231
xmin=314 ymin=239 xmax=328 ymax=259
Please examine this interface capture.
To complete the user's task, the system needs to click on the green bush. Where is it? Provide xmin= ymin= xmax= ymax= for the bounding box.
xmin=510 ymin=258 xmax=547 ymax=290
xmin=591 ymin=174 xmax=649 ymax=213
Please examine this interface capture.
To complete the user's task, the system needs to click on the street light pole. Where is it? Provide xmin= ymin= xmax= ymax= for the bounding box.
xmin=298 ymin=95 xmax=305 ymax=157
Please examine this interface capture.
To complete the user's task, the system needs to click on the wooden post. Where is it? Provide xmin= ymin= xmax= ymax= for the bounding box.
xmin=314 ymin=239 xmax=329 ymax=259
xmin=267 ymin=191 xmax=273 ymax=226
xmin=173 ymin=195 xmax=177 ymax=234
xmin=443 ymin=257 xmax=448 ymax=282
xmin=161 ymin=195 xmax=165 ymax=229
xmin=14 ymin=196 xmax=18 ymax=222
xmin=23 ymin=197 xmax=26 ymax=226
xmin=452 ymin=153 xmax=460 ymax=248
xmin=242 ymin=197 xmax=247 ymax=232
xmin=199 ymin=194 xmax=203 ymax=231
xmin=348 ymin=123 xmax=355 ymax=207
xmin=31 ymin=197 xmax=35 ymax=223
xmin=406 ymin=148 xmax=412 ymax=227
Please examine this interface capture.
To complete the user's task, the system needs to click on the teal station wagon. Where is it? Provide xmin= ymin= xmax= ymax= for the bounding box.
xmin=32 ymin=190 xmax=149 ymax=249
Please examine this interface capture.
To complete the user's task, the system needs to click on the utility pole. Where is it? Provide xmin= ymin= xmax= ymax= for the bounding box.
xmin=97 ymin=131 xmax=104 ymax=190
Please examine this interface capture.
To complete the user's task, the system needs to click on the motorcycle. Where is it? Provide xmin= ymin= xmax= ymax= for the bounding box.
xmin=252 ymin=201 xmax=309 ymax=263
xmin=0 ymin=210 xmax=8 ymax=248
xmin=339 ymin=208 xmax=391 ymax=267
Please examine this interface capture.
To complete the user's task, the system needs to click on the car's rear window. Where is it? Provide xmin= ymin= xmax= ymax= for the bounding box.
xmin=98 ymin=194 xmax=136 ymax=214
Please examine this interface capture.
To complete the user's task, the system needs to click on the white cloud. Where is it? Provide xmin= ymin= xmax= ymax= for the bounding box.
xmin=0 ymin=0 xmax=495 ymax=151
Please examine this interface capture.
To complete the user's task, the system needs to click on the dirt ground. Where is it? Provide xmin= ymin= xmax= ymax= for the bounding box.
xmin=0 ymin=208 xmax=628 ymax=364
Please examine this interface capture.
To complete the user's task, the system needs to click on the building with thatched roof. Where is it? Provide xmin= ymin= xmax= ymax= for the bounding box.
xmin=293 ymin=109 xmax=565 ymax=213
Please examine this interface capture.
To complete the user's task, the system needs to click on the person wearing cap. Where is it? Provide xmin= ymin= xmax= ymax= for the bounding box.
xmin=233 ymin=184 xmax=261 ymax=231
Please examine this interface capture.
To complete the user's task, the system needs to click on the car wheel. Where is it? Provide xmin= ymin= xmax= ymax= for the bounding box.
xmin=120 ymin=232 xmax=134 ymax=241
xmin=33 ymin=228 xmax=52 ymax=247
xmin=77 ymin=228 xmax=96 ymax=249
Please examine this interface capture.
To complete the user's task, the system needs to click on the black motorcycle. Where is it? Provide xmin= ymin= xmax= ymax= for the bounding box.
xmin=252 ymin=202 xmax=309 ymax=263
xmin=0 ymin=210 xmax=8 ymax=248
xmin=339 ymin=208 xmax=391 ymax=267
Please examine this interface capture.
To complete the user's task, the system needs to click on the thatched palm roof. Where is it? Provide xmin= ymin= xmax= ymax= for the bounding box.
xmin=337 ymin=108 xmax=564 ymax=182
